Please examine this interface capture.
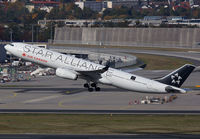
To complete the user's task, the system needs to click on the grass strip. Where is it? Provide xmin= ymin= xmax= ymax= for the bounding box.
xmin=132 ymin=53 xmax=192 ymax=70
xmin=0 ymin=114 xmax=200 ymax=134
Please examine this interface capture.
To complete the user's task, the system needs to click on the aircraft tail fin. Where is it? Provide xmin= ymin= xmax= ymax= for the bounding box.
xmin=155 ymin=64 xmax=195 ymax=87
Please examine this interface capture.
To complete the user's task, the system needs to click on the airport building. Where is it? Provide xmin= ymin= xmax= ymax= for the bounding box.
xmin=75 ymin=1 xmax=111 ymax=12
xmin=75 ymin=0 xmax=139 ymax=12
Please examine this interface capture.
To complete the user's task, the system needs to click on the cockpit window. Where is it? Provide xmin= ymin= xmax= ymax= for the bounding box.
xmin=131 ymin=76 xmax=136 ymax=80
xmin=8 ymin=43 xmax=14 ymax=46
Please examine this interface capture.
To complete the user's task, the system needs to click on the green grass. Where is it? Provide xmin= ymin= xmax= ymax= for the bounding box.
xmin=132 ymin=53 xmax=192 ymax=70
xmin=0 ymin=114 xmax=200 ymax=134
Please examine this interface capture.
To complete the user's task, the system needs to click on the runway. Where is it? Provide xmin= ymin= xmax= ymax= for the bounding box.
xmin=0 ymin=109 xmax=200 ymax=114
xmin=1 ymin=46 xmax=200 ymax=112
xmin=0 ymin=70 xmax=200 ymax=112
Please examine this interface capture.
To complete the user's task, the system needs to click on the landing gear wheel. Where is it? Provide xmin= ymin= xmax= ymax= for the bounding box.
xmin=88 ymin=88 xmax=94 ymax=92
xmin=84 ymin=83 xmax=89 ymax=88
xmin=95 ymin=87 xmax=101 ymax=91
xmin=91 ymin=83 xmax=96 ymax=87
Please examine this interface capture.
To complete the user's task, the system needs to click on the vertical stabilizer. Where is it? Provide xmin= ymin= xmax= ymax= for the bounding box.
xmin=156 ymin=64 xmax=195 ymax=87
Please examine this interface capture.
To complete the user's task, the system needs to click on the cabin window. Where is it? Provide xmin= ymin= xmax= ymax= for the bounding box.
xmin=131 ymin=76 xmax=136 ymax=80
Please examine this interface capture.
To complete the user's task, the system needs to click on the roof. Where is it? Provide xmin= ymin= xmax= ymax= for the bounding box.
xmin=31 ymin=1 xmax=60 ymax=5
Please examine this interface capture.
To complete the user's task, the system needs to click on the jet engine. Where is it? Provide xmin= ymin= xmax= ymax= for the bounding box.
xmin=56 ymin=68 xmax=78 ymax=80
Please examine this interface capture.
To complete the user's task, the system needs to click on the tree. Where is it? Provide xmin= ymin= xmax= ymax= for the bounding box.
xmin=5 ymin=1 xmax=28 ymax=24
xmin=158 ymin=6 xmax=170 ymax=16
xmin=82 ymin=8 xmax=97 ymax=19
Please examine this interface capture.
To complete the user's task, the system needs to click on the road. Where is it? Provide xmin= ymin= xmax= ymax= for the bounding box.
xmin=0 ymin=109 xmax=200 ymax=114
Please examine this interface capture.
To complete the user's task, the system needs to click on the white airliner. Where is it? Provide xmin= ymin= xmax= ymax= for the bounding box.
xmin=5 ymin=43 xmax=195 ymax=93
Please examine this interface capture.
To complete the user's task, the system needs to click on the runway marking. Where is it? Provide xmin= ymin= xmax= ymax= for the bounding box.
xmin=65 ymin=91 xmax=70 ymax=94
xmin=0 ymin=92 xmax=17 ymax=101
xmin=10 ymin=92 xmax=17 ymax=98
xmin=58 ymin=101 xmax=65 ymax=107
xmin=119 ymin=105 xmax=134 ymax=110
xmin=23 ymin=95 xmax=60 ymax=103
xmin=58 ymin=89 xmax=89 ymax=108
xmin=64 ymin=89 xmax=85 ymax=95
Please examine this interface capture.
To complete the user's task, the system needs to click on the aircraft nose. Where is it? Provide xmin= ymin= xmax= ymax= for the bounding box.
xmin=4 ymin=44 xmax=13 ymax=55
xmin=4 ymin=44 xmax=9 ymax=51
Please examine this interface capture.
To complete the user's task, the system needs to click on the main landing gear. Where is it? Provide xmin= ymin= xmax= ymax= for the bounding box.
xmin=84 ymin=83 xmax=101 ymax=92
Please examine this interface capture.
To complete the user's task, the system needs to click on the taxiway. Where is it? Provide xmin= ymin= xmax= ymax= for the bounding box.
xmin=0 ymin=70 xmax=200 ymax=112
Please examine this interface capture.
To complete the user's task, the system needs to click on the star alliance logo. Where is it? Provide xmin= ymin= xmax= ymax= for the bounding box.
xmin=171 ymin=73 xmax=182 ymax=85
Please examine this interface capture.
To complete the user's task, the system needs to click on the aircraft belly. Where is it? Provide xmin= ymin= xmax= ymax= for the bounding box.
xmin=98 ymin=77 xmax=111 ymax=85
xmin=145 ymin=82 xmax=167 ymax=93
xmin=110 ymin=76 xmax=146 ymax=92
xmin=110 ymin=75 xmax=166 ymax=93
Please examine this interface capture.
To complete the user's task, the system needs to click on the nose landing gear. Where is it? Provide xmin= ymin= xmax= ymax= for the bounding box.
xmin=84 ymin=82 xmax=101 ymax=92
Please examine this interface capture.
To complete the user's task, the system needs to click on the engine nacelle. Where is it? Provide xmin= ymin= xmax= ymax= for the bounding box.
xmin=56 ymin=68 xmax=78 ymax=80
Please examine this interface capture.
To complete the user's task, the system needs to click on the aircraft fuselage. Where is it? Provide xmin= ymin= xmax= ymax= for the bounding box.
xmin=5 ymin=43 xmax=187 ymax=93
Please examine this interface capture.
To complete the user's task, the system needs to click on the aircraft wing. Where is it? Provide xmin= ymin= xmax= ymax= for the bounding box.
xmin=120 ymin=64 xmax=146 ymax=73
xmin=76 ymin=66 xmax=109 ymax=79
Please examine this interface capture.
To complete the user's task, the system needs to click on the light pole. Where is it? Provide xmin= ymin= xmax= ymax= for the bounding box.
xmin=98 ymin=42 xmax=102 ymax=64
xmin=50 ymin=22 xmax=54 ymax=43
xmin=36 ymin=26 xmax=39 ymax=42
xmin=10 ymin=29 xmax=13 ymax=42
xmin=32 ymin=24 xmax=34 ymax=43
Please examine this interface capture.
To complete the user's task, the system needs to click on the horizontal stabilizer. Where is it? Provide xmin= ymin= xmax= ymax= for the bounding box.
xmin=165 ymin=86 xmax=186 ymax=93
xmin=121 ymin=64 xmax=146 ymax=73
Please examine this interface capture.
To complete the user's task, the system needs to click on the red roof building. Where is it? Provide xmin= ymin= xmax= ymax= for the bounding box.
xmin=172 ymin=1 xmax=191 ymax=11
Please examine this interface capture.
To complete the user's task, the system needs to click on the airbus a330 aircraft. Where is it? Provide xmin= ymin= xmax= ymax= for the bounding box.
xmin=5 ymin=43 xmax=195 ymax=93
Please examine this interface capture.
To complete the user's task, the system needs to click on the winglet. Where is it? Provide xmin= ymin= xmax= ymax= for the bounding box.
xmin=139 ymin=64 xmax=146 ymax=69
xmin=102 ymin=65 xmax=109 ymax=72
xmin=165 ymin=86 xmax=186 ymax=93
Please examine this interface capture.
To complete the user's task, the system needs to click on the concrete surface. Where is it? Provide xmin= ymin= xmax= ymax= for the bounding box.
xmin=0 ymin=70 xmax=200 ymax=111
xmin=54 ymin=27 xmax=200 ymax=48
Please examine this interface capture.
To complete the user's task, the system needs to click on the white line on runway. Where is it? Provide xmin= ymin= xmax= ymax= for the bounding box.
xmin=23 ymin=95 xmax=60 ymax=103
